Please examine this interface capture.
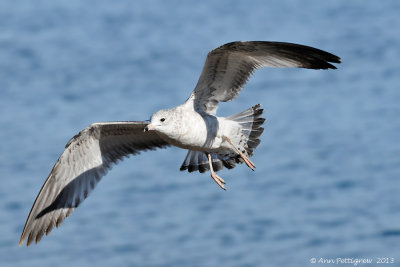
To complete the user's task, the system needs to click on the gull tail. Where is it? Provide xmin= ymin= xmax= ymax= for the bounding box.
xmin=180 ymin=104 xmax=265 ymax=173
xmin=225 ymin=104 xmax=265 ymax=159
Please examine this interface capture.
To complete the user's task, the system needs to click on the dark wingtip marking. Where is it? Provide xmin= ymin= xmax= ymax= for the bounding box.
xmin=46 ymin=221 xmax=55 ymax=236
xmin=27 ymin=232 xmax=34 ymax=246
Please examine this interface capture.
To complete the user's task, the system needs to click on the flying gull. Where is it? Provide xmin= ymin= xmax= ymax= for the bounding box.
xmin=19 ymin=41 xmax=340 ymax=246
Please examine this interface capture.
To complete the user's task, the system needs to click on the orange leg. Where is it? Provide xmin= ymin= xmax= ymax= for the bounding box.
xmin=224 ymin=136 xmax=256 ymax=171
xmin=207 ymin=153 xmax=226 ymax=190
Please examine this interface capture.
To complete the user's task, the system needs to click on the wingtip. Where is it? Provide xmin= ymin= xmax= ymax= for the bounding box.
xmin=327 ymin=55 xmax=341 ymax=68
xmin=328 ymin=57 xmax=341 ymax=68
xmin=19 ymin=234 xmax=33 ymax=247
xmin=326 ymin=63 xmax=338 ymax=70
xmin=315 ymin=60 xmax=339 ymax=70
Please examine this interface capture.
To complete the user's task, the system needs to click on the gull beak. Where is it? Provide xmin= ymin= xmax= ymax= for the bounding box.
xmin=144 ymin=124 xmax=154 ymax=132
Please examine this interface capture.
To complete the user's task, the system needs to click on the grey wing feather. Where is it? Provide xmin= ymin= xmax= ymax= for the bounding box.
xmin=19 ymin=121 xmax=169 ymax=246
xmin=190 ymin=41 xmax=341 ymax=114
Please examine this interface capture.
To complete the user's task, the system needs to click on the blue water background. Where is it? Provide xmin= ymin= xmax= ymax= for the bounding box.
xmin=1 ymin=1 xmax=399 ymax=266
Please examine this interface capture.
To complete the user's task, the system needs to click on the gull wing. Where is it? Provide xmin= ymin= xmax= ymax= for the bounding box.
xmin=19 ymin=121 xmax=169 ymax=246
xmin=189 ymin=41 xmax=341 ymax=114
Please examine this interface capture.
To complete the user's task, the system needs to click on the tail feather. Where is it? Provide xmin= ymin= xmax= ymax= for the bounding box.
xmin=180 ymin=151 xmax=225 ymax=173
xmin=227 ymin=104 xmax=265 ymax=157
xmin=180 ymin=104 xmax=265 ymax=174
xmin=187 ymin=152 xmax=199 ymax=172
xmin=180 ymin=151 xmax=237 ymax=173
xmin=197 ymin=153 xmax=208 ymax=173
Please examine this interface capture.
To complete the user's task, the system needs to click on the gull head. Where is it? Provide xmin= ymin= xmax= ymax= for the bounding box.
xmin=145 ymin=108 xmax=180 ymax=137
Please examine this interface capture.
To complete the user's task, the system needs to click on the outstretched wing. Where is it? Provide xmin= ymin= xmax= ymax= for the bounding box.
xmin=189 ymin=41 xmax=341 ymax=114
xmin=19 ymin=121 xmax=169 ymax=246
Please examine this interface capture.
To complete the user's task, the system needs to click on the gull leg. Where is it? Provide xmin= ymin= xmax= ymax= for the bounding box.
xmin=224 ymin=136 xmax=256 ymax=171
xmin=207 ymin=153 xmax=226 ymax=190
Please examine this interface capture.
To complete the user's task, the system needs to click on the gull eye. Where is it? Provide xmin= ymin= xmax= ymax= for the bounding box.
xmin=160 ymin=118 xmax=165 ymax=122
